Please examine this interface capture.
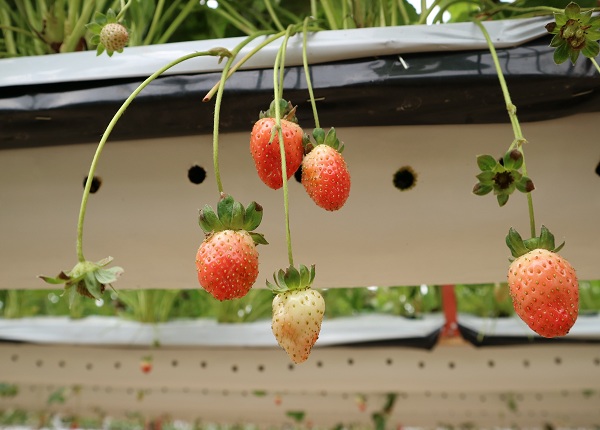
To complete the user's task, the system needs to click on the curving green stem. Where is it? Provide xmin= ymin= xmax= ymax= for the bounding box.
xmin=302 ymin=17 xmax=320 ymax=129
xmin=210 ymin=31 xmax=275 ymax=193
xmin=590 ymin=57 xmax=600 ymax=75
xmin=474 ymin=19 xmax=536 ymax=238
xmin=77 ymin=50 xmax=227 ymax=262
xmin=273 ymin=26 xmax=296 ymax=267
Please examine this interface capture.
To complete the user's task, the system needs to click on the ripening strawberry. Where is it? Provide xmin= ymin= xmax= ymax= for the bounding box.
xmin=100 ymin=23 xmax=129 ymax=53
xmin=506 ymin=226 xmax=579 ymax=338
xmin=140 ymin=357 xmax=152 ymax=374
xmin=196 ymin=230 xmax=259 ymax=301
xmin=302 ymin=143 xmax=350 ymax=211
xmin=196 ymin=194 xmax=267 ymax=301
xmin=250 ymin=117 xmax=304 ymax=190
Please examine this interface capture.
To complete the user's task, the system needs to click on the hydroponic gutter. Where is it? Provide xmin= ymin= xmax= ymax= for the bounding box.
xmin=0 ymin=18 xmax=550 ymax=88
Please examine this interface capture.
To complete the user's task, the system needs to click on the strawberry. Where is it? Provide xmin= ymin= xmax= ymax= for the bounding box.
xmin=250 ymin=100 xmax=304 ymax=190
xmin=100 ymin=23 xmax=129 ymax=53
xmin=506 ymin=226 xmax=579 ymax=338
xmin=140 ymin=356 xmax=152 ymax=374
xmin=196 ymin=194 xmax=267 ymax=301
xmin=302 ymin=128 xmax=350 ymax=211
xmin=268 ymin=264 xmax=325 ymax=364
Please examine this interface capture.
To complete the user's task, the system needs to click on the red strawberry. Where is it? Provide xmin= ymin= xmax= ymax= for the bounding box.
xmin=269 ymin=264 xmax=325 ymax=364
xmin=506 ymin=226 xmax=579 ymax=338
xmin=302 ymin=128 xmax=350 ymax=211
xmin=140 ymin=357 xmax=152 ymax=374
xmin=196 ymin=194 xmax=267 ymax=301
xmin=196 ymin=230 xmax=259 ymax=300
xmin=250 ymin=103 xmax=304 ymax=190
xmin=100 ymin=23 xmax=129 ymax=53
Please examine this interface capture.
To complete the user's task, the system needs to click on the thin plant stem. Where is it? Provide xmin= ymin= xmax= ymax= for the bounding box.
xmin=77 ymin=50 xmax=227 ymax=263
xmin=303 ymin=17 xmax=321 ymax=129
xmin=278 ymin=26 xmax=296 ymax=101
xmin=590 ymin=57 xmax=600 ymax=74
xmin=264 ymin=0 xmax=285 ymax=31
xmin=273 ymin=27 xmax=296 ymax=267
xmin=143 ymin=0 xmax=165 ymax=45
xmin=60 ymin=0 xmax=96 ymax=52
xmin=210 ymin=33 xmax=273 ymax=193
xmin=156 ymin=0 xmax=197 ymax=44
xmin=475 ymin=19 xmax=536 ymax=238
xmin=115 ymin=0 xmax=133 ymax=21
xmin=321 ymin=0 xmax=339 ymax=30
xmin=397 ymin=0 xmax=410 ymax=24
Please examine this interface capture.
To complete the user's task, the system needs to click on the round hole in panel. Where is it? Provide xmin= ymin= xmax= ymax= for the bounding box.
xmin=10 ymin=354 xmax=18 ymax=362
xmin=231 ymin=365 xmax=238 ymax=373
xmin=172 ymin=360 xmax=178 ymax=367
xmin=523 ymin=359 xmax=530 ymax=368
xmin=161 ymin=387 xmax=168 ymax=394
xmin=535 ymin=393 xmax=543 ymax=401
xmin=288 ymin=363 xmax=294 ymax=371
xmin=294 ymin=166 xmax=302 ymax=183
xmin=188 ymin=165 xmax=207 ymax=184
xmin=58 ymin=360 xmax=65 ymax=368
xmin=83 ymin=176 xmax=102 ymax=193
xmin=448 ymin=361 xmax=455 ymax=369
xmin=36 ymin=360 xmax=43 ymax=367
xmin=393 ymin=166 xmax=417 ymax=191
xmin=425 ymin=391 xmax=431 ymax=398
xmin=418 ymin=361 xmax=425 ymax=369
xmin=459 ymin=393 xmax=466 ymax=400
xmin=257 ymin=364 xmax=265 ymax=372
xmin=487 ymin=360 xmax=495 ymax=368
xmin=554 ymin=357 xmax=562 ymax=365
xmin=347 ymin=358 xmax=354 ymax=365
xmin=386 ymin=358 xmax=393 ymax=366
xmin=86 ymin=363 xmax=93 ymax=370
xmin=316 ymin=361 xmax=323 ymax=368
xmin=594 ymin=357 xmax=600 ymax=366
xmin=200 ymin=361 xmax=207 ymax=368
xmin=114 ymin=362 xmax=121 ymax=369
xmin=595 ymin=161 xmax=600 ymax=177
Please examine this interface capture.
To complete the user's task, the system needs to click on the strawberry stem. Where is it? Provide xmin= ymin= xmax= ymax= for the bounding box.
xmin=77 ymin=49 xmax=231 ymax=263
xmin=302 ymin=17 xmax=321 ymax=129
xmin=474 ymin=19 xmax=536 ymax=238
xmin=590 ymin=57 xmax=600 ymax=74
xmin=273 ymin=25 xmax=296 ymax=267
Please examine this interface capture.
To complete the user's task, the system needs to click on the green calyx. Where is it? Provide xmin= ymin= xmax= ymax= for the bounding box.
xmin=546 ymin=2 xmax=600 ymax=64
xmin=472 ymin=150 xmax=534 ymax=207
xmin=506 ymin=225 xmax=565 ymax=260
xmin=86 ymin=9 xmax=128 ymax=57
xmin=310 ymin=127 xmax=344 ymax=153
xmin=266 ymin=264 xmax=316 ymax=294
xmin=259 ymin=99 xmax=298 ymax=122
xmin=39 ymin=257 xmax=123 ymax=307
xmin=198 ymin=193 xmax=268 ymax=245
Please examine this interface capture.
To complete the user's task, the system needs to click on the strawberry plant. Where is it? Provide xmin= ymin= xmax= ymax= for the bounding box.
xmin=473 ymin=18 xmax=582 ymax=337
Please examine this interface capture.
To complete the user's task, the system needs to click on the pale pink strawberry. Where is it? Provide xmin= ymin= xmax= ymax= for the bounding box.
xmin=100 ymin=23 xmax=129 ymax=53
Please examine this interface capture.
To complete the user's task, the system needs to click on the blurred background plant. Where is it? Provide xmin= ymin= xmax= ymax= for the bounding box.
xmin=3 ymin=0 xmax=596 ymax=58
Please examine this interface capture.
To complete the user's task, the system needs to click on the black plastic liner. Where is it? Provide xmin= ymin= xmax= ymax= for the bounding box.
xmin=2 ymin=36 xmax=599 ymax=149
xmin=458 ymin=324 xmax=600 ymax=347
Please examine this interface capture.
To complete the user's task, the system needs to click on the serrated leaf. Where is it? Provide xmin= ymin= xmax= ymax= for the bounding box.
xmin=506 ymin=228 xmax=529 ymax=258
xmin=523 ymin=237 xmax=540 ymax=251
xmin=476 ymin=154 xmax=497 ymax=171
xmin=230 ymin=200 xmax=245 ymax=230
xmin=93 ymin=11 xmax=107 ymax=25
xmin=249 ymin=232 xmax=268 ymax=246
xmin=90 ymin=34 xmax=100 ymax=45
xmin=243 ymin=202 xmax=263 ymax=231
xmin=96 ymin=44 xmax=105 ymax=56
xmin=312 ymin=128 xmax=325 ymax=145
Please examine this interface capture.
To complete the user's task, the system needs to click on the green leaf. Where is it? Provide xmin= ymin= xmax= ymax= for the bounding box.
xmin=106 ymin=8 xmax=117 ymax=22
xmin=94 ymin=267 xmax=124 ymax=285
xmin=286 ymin=411 xmax=306 ymax=423
xmin=96 ymin=44 xmax=106 ymax=56
xmin=217 ymin=195 xmax=234 ymax=228
xmin=569 ymin=47 xmax=580 ymax=64
xmin=565 ymin=2 xmax=580 ymax=19
xmin=299 ymin=264 xmax=310 ymax=287
xmin=199 ymin=205 xmax=223 ymax=232
xmin=496 ymin=193 xmax=509 ymax=207
xmin=85 ymin=273 xmax=103 ymax=299
xmin=285 ymin=265 xmax=301 ymax=289
xmin=90 ymin=34 xmax=100 ymax=45
xmin=472 ymin=183 xmax=493 ymax=196
xmin=324 ymin=128 xmax=338 ymax=148
xmin=476 ymin=171 xmax=494 ymax=183
xmin=243 ymin=202 xmax=263 ymax=231
xmin=506 ymin=228 xmax=530 ymax=258
xmin=68 ymin=285 xmax=78 ymax=309
xmin=93 ymin=11 xmax=107 ymax=25
xmin=538 ymin=225 xmax=557 ymax=251
xmin=277 ymin=269 xmax=286 ymax=288
xmin=523 ymin=237 xmax=540 ymax=251
xmin=550 ymin=34 xmax=564 ymax=48
xmin=86 ymin=22 xmax=103 ymax=34
xmin=309 ymin=265 xmax=316 ymax=284
xmin=312 ymin=128 xmax=325 ymax=145
xmin=249 ymin=232 xmax=268 ymax=246
xmin=554 ymin=42 xmax=570 ymax=64
xmin=503 ymin=149 xmax=523 ymax=170
xmin=582 ymin=40 xmax=600 ymax=58
xmin=516 ymin=176 xmax=535 ymax=193
xmin=230 ymin=200 xmax=245 ymax=230
xmin=554 ymin=12 xmax=567 ymax=28
xmin=39 ymin=272 xmax=70 ymax=285
xmin=476 ymin=154 xmax=497 ymax=171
